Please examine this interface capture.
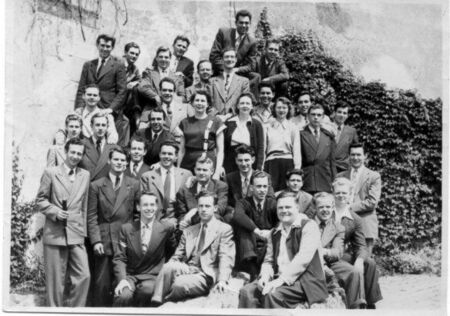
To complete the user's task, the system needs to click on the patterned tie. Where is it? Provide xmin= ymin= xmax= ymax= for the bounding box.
xmin=97 ymin=58 xmax=105 ymax=77
xmin=96 ymin=138 xmax=102 ymax=154
xmin=132 ymin=163 xmax=138 ymax=176
xmin=336 ymin=125 xmax=342 ymax=142
xmin=114 ymin=175 xmax=121 ymax=191
xmin=319 ymin=221 xmax=326 ymax=234
xmin=152 ymin=132 xmax=158 ymax=143
xmin=225 ymin=74 xmax=230 ymax=94
xmin=197 ymin=224 xmax=206 ymax=254
xmin=163 ymin=168 xmax=171 ymax=210
xmin=141 ymin=223 xmax=150 ymax=253
xmin=242 ymin=177 xmax=249 ymax=197
xmin=257 ymin=202 xmax=262 ymax=213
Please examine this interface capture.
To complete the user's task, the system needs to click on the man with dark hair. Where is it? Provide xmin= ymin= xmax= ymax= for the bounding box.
xmin=151 ymin=191 xmax=235 ymax=305
xmin=112 ymin=192 xmax=177 ymax=307
xmin=37 ymin=138 xmax=91 ymax=307
xmin=275 ymin=169 xmax=313 ymax=214
xmin=79 ymin=112 xmax=116 ymax=181
xmin=333 ymin=102 xmax=359 ymax=173
xmin=140 ymin=141 xmax=193 ymax=227
xmin=125 ymin=136 xmax=151 ymax=179
xmin=209 ymin=9 xmax=257 ymax=75
xmin=300 ymin=104 xmax=337 ymax=194
xmin=87 ymin=146 xmax=140 ymax=306
xmin=232 ymin=171 xmax=278 ymax=281
xmin=170 ymin=35 xmax=194 ymax=88
xmin=74 ymin=34 xmax=129 ymax=146
xmin=184 ymin=60 xmax=213 ymax=103
xmin=252 ymin=82 xmax=275 ymax=128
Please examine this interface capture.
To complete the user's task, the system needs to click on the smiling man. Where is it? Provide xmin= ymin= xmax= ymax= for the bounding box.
xmin=125 ymin=136 xmax=150 ymax=179
xmin=184 ymin=60 xmax=213 ymax=103
xmin=275 ymin=169 xmax=313 ymax=215
xmin=112 ymin=192 xmax=177 ymax=307
xmin=151 ymin=191 xmax=235 ymax=305
xmin=169 ymin=35 xmax=194 ymax=88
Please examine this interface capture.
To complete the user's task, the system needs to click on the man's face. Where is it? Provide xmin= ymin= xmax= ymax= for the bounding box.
xmin=65 ymin=144 xmax=84 ymax=168
xmin=130 ymin=140 xmax=146 ymax=163
xmin=159 ymin=145 xmax=177 ymax=169
xmin=150 ymin=112 xmax=164 ymax=133
xmin=97 ymin=39 xmax=113 ymax=59
xmin=109 ymin=151 xmax=127 ymax=174
xmin=333 ymin=184 xmax=351 ymax=205
xmin=277 ymin=196 xmax=299 ymax=226
xmin=287 ymin=174 xmax=303 ymax=193
xmin=308 ymin=108 xmax=324 ymax=128
xmin=125 ymin=47 xmax=140 ymax=64
xmin=91 ymin=117 xmax=108 ymax=139
xmin=194 ymin=162 xmax=214 ymax=183
xmin=334 ymin=107 xmax=349 ymax=125
xmin=156 ymin=51 xmax=171 ymax=70
xmin=235 ymin=16 xmax=251 ymax=36
xmin=173 ymin=40 xmax=188 ymax=58
xmin=197 ymin=196 xmax=216 ymax=223
xmin=198 ymin=62 xmax=212 ymax=82
xmin=236 ymin=153 xmax=254 ymax=174
xmin=83 ymin=87 xmax=101 ymax=109
xmin=259 ymin=87 xmax=274 ymax=106
xmin=298 ymin=94 xmax=312 ymax=116
xmin=316 ymin=197 xmax=334 ymax=222
xmin=223 ymin=51 xmax=237 ymax=70
xmin=252 ymin=176 xmax=269 ymax=201
xmin=265 ymin=43 xmax=280 ymax=61
xmin=138 ymin=194 xmax=158 ymax=222
xmin=66 ymin=120 xmax=81 ymax=139
xmin=349 ymin=147 xmax=366 ymax=169
xmin=160 ymin=81 xmax=175 ymax=104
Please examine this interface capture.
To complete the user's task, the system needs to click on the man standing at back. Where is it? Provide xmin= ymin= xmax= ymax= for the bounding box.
xmin=170 ymin=35 xmax=195 ymax=88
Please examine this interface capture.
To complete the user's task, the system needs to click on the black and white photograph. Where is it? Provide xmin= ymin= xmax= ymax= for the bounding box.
xmin=3 ymin=0 xmax=447 ymax=314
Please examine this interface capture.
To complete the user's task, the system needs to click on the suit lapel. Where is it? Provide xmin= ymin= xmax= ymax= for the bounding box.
xmin=337 ymin=125 xmax=349 ymax=147
xmin=302 ymin=128 xmax=318 ymax=153
xmin=84 ymin=138 xmax=100 ymax=166
xmin=97 ymin=58 xmax=114 ymax=81
xmin=174 ymin=168 xmax=186 ymax=192
xmin=186 ymin=226 xmax=200 ymax=259
xmin=112 ymin=176 xmax=131 ymax=216
xmin=152 ymin=167 xmax=164 ymax=195
xmin=315 ymin=132 xmax=328 ymax=159
xmin=227 ymin=76 xmax=240 ymax=100
xmin=201 ymin=219 xmax=219 ymax=253
xmin=272 ymin=230 xmax=281 ymax=263
xmin=100 ymin=177 xmax=116 ymax=212
xmin=68 ymin=169 xmax=87 ymax=204
xmin=144 ymin=220 xmax=164 ymax=257
xmin=90 ymin=59 xmax=99 ymax=79
xmin=130 ymin=221 xmax=143 ymax=257
xmin=215 ymin=77 xmax=226 ymax=102
xmin=152 ymin=71 xmax=161 ymax=94
xmin=93 ymin=144 xmax=111 ymax=179
xmin=321 ymin=222 xmax=337 ymax=247
xmin=355 ymin=166 xmax=369 ymax=195
xmin=54 ymin=165 xmax=72 ymax=198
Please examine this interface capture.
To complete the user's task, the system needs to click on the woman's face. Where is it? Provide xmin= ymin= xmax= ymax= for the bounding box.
xmin=275 ymin=101 xmax=289 ymax=120
xmin=333 ymin=184 xmax=351 ymax=205
xmin=192 ymin=94 xmax=208 ymax=114
xmin=237 ymin=96 xmax=253 ymax=116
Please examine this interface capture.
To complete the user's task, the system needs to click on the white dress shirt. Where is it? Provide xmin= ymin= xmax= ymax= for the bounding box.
xmin=109 ymin=173 xmax=123 ymax=189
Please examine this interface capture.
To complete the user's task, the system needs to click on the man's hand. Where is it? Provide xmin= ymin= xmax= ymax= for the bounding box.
xmin=56 ymin=209 xmax=69 ymax=221
xmin=103 ymin=108 xmax=113 ymax=115
xmin=262 ymin=278 xmax=284 ymax=295
xmin=261 ymin=78 xmax=270 ymax=83
xmin=170 ymin=261 xmax=191 ymax=275
xmin=179 ymin=208 xmax=197 ymax=229
xmin=185 ymin=176 xmax=195 ymax=188
xmin=175 ymin=71 xmax=185 ymax=78
xmin=354 ymin=257 xmax=364 ymax=275
xmin=257 ymin=277 xmax=269 ymax=291
xmin=93 ymin=243 xmax=105 ymax=256
xmin=155 ymin=95 xmax=162 ymax=106
xmin=114 ymin=279 xmax=132 ymax=296
xmin=213 ymin=281 xmax=227 ymax=293
xmin=254 ymin=228 xmax=269 ymax=240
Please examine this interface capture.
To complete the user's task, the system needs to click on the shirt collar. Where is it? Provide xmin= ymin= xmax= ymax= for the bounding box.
xmin=272 ymin=119 xmax=289 ymax=129
xmin=131 ymin=160 xmax=144 ymax=170
xmin=98 ymin=56 xmax=111 ymax=64
xmin=109 ymin=172 xmax=123 ymax=183
xmin=228 ymin=115 xmax=252 ymax=124
xmin=308 ymin=124 xmax=320 ymax=134
xmin=240 ymin=170 xmax=252 ymax=183
xmin=82 ymin=106 xmax=99 ymax=118
xmin=274 ymin=213 xmax=309 ymax=233
xmin=63 ymin=163 xmax=76 ymax=175
xmin=92 ymin=135 xmax=104 ymax=144
xmin=141 ymin=219 xmax=154 ymax=229
xmin=253 ymin=197 xmax=265 ymax=208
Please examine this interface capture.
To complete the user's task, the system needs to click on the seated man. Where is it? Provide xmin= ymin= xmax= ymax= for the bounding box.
xmin=184 ymin=60 xmax=213 ymax=103
xmin=177 ymin=157 xmax=228 ymax=228
xmin=124 ymin=136 xmax=151 ymax=179
xmin=238 ymin=191 xmax=328 ymax=308
xmin=151 ymin=191 xmax=235 ymax=305
xmin=112 ymin=192 xmax=177 ymax=307
xmin=232 ymin=171 xmax=278 ymax=281
xmin=275 ymin=169 xmax=313 ymax=214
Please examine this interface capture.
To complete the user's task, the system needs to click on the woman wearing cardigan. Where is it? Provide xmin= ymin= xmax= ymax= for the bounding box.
xmin=223 ymin=93 xmax=264 ymax=173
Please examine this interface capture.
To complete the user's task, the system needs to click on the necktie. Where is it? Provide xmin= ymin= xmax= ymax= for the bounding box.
xmin=197 ymin=224 xmax=206 ymax=254
xmin=319 ymin=221 xmax=326 ymax=234
xmin=68 ymin=169 xmax=74 ymax=176
xmin=97 ymin=58 xmax=105 ymax=77
xmin=257 ymin=202 xmax=262 ymax=213
xmin=114 ymin=175 xmax=121 ymax=191
xmin=132 ymin=163 xmax=138 ymax=176
xmin=242 ymin=177 xmax=249 ymax=197
xmin=142 ymin=224 xmax=150 ymax=253
xmin=96 ymin=138 xmax=102 ymax=154
xmin=314 ymin=128 xmax=320 ymax=143
xmin=336 ymin=125 xmax=342 ymax=142
xmin=225 ymin=74 xmax=230 ymax=93
xmin=235 ymin=35 xmax=242 ymax=51
xmin=68 ymin=169 xmax=75 ymax=182
xmin=163 ymin=169 xmax=171 ymax=210
xmin=152 ymin=132 xmax=158 ymax=143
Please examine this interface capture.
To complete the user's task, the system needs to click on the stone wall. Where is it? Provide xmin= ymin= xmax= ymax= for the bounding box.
xmin=6 ymin=0 xmax=443 ymax=201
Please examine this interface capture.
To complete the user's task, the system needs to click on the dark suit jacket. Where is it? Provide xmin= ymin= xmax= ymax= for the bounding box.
xmin=176 ymin=56 xmax=194 ymax=88
xmin=319 ymin=219 xmax=345 ymax=264
xmin=224 ymin=118 xmax=264 ymax=171
xmin=232 ymin=197 xmax=278 ymax=232
xmin=87 ymin=175 xmax=141 ymax=256
xmin=209 ymin=74 xmax=250 ymax=115
xmin=339 ymin=210 xmax=369 ymax=262
xmin=135 ymin=128 xmax=175 ymax=166
xmin=239 ymin=55 xmax=289 ymax=84
xmin=225 ymin=170 xmax=274 ymax=208
xmin=79 ymin=138 xmax=115 ymax=181
xmin=209 ymin=28 xmax=257 ymax=73
xmin=113 ymin=219 xmax=177 ymax=282
xmin=75 ymin=56 xmax=127 ymax=112
xmin=335 ymin=125 xmax=358 ymax=171
xmin=300 ymin=126 xmax=337 ymax=193
xmin=124 ymin=162 xmax=151 ymax=180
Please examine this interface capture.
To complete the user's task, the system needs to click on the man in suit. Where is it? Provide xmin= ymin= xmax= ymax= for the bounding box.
xmin=275 ymin=169 xmax=313 ymax=215
xmin=337 ymin=143 xmax=382 ymax=255
xmin=140 ymin=141 xmax=193 ymax=226
xmin=37 ymin=138 xmax=91 ymax=307
xmin=87 ymin=146 xmax=141 ymax=306
xmin=238 ymin=39 xmax=289 ymax=98
xmin=125 ymin=136 xmax=151 ymax=179
xmin=232 ymin=171 xmax=278 ymax=281
xmin=184 ymin=60 xmax=213 ymax=103
xmin=135 ymin=108 xmax=175 ymax=166
xmin=136 ymin=46 xmax=184 ymax=123
xmin=177 ymin=157 xmax=229 ymax=228
xmin=210 ymin=48 xmax=250 ymax=121
xmin=170 ymin=35 xmax=194 ymax=88
xmin=238 ymin=191 xmax=328 ymax=308
xmin=225 ymin=144 xmax=274 ymax=208
xmin=209 ymin=9 xmax=257 ymax=75
xmin=74 ymin=34 xmax=129 ymax=146
xmin=252 ymin=82 xmax=275 ymax=129
xmin=112 ymin=192 xmax=177 ymax=307
xmin=333 ymin=102 xmax=359 ymax=173
xmin=151 ymin=191 xmax=235 ymax=305
xmin=300 ymin=104 xmax=337 ymax=194
xmin=79 ymin=112 xmax=116 ymax=181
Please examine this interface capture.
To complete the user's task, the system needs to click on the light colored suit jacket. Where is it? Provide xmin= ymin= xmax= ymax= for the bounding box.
xmin=338 ymin=166 xmax=382 ymax=239
xmin=36 ymin=165 xmax=90 ymax=246
xmin=209 ymin=74 xmax=250 ymax=115
xmin=170 ymin=218 xmax=235 ymax=283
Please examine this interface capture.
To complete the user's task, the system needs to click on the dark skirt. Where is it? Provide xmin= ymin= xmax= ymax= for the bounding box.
xmin=264 ymin=158 xmax=294 ymax=192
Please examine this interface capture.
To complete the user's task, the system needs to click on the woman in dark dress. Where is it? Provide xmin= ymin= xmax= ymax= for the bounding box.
xmin=177 ymin=90 xmax=226 ymax=179
xmin=223 ymin=93 xmax=264 ymax=173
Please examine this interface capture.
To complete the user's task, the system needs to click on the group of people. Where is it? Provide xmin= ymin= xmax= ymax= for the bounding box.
xmin=37 ymin=9 xmax=383 ymax=309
